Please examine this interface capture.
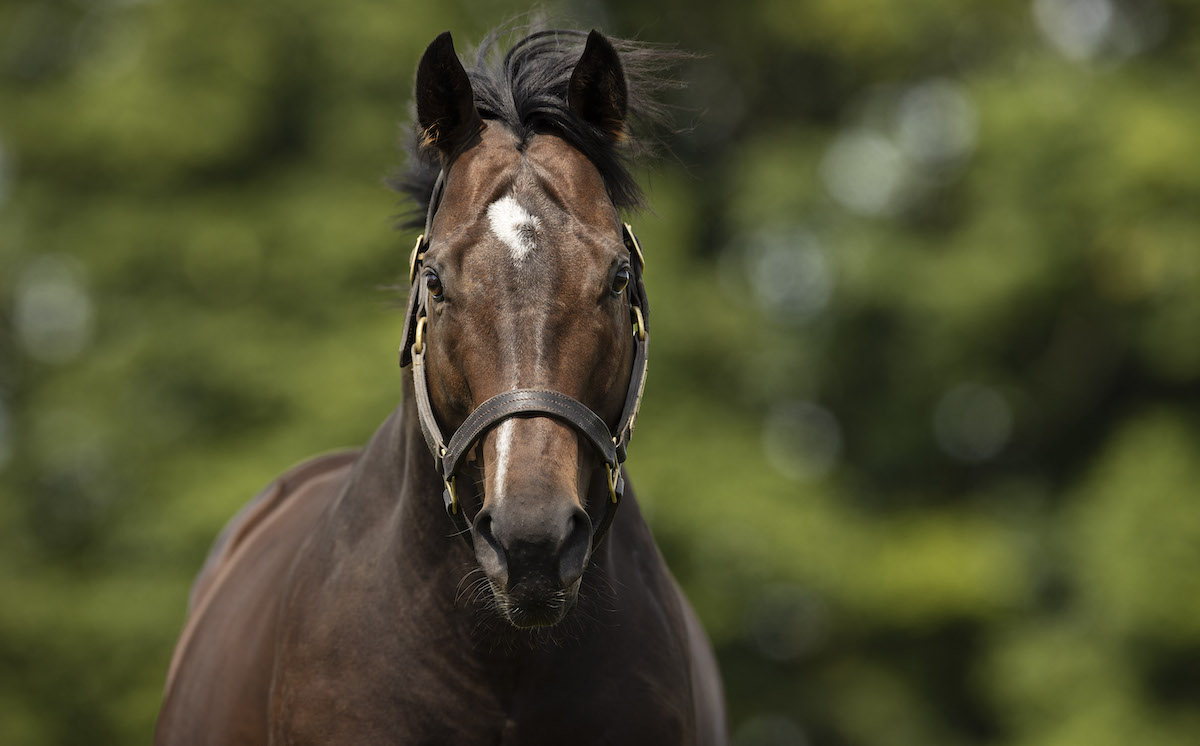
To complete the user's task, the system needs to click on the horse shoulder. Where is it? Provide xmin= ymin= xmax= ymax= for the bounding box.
xmin=604 ymin=502 xmax=729 ymax=744
xmin=186 ymin=450 xmax=359 ymax=612
xmin=156 ymin=451 xmax=358 ymax=746
xmin=673 ymin=580 xmax=729 ymax=744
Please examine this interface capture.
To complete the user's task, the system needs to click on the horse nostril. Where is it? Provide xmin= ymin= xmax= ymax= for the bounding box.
xmin=557 ymin=507 xmax=591 ymax=587
xmin=472 ymin=509 xmax=507 ymax=584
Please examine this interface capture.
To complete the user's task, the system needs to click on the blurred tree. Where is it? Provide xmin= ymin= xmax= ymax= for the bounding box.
xmin=0 ymin=0 xmax=1197 ymax=744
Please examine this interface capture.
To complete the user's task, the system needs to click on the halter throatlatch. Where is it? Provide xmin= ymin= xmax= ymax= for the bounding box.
xmin=399 ymin=172 xmax=650 ymax=550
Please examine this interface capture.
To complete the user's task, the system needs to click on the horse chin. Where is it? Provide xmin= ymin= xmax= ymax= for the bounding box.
xmin=494 ymin=581 xmax=581 ymax=629
xmin=503 ymin=602 xmax=568 ymax=629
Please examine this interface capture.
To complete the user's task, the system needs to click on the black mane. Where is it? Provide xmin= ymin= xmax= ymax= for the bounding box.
xmin=392 ymin=27 xmax=686 ymax=224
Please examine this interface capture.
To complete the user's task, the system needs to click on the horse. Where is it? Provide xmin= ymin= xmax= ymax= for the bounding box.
xmin=156 ymin=27 xmax=727 ymax=744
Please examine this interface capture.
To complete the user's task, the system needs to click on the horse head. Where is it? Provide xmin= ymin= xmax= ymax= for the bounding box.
xmin=404 ymin=31 xmax=648 ymax=628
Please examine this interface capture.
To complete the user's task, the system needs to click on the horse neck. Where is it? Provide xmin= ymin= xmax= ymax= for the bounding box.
xmin=333 ymin=376 xmax=475 ymax=584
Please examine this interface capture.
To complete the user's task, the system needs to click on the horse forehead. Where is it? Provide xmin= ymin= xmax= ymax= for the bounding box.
xmin=436 ymin=129 xmax=617 ymax=276
xmin=460 ymin=129 xmax=613 ymax=215
xmin=486 ymin=194 xmax=540 ymax=264
xmin=477 ymin=187 xmax=610 ymax=275
xmin=525 ymin=135 xmax=615 ymax=221
xmin=496 ymin=161 xmax=612 ymax=249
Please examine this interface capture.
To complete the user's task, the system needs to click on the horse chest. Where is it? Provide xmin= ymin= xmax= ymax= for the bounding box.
xmin=269 ymin=591 xmax=694 ymax=744
xmin=272 ymin=659 xmax=691 ymax=746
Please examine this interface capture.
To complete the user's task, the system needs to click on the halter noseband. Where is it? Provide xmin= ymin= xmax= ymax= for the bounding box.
xmin=398 ymin=171 xmax=650 ymax=550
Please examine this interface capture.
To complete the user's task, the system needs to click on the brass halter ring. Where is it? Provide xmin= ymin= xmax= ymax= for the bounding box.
xmin=412 ymin=316 xmax=427 ymax=356
xmin=632 ymin=306 xmax=646 ymax=342
xmin=605 ymin=464 xmax=619 ymax=504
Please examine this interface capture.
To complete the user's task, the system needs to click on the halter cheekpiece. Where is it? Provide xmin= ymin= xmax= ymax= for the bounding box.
xmin=398 ymin=171 xmax=650 ymax=550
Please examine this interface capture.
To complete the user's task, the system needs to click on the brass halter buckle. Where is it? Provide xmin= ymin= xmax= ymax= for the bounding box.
xmin=445 ymin=476 xmax=458 ymax=515
xmin=623 ymin=223 xmax=645 ymax=271
xmin=408 ymin=234 xmax=425 ymax=286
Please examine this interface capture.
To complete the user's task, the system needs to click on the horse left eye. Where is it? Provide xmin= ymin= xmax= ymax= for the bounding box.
xmin=425 ymin=271 xmax=444 ymax=300
xmin=611 ymin=267 xmax=631 ymax=295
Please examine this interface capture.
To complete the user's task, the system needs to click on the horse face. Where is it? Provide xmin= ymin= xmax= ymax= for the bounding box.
xmin=413 ymin=33 xmax=635 ymax=628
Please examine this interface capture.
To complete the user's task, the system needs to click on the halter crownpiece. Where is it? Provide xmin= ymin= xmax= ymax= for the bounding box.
xmin=399 ymin=172 xmax=650 ymax=550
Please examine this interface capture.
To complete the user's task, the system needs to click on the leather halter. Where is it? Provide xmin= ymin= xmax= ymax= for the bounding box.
xmin=398 ymin=171 xmax=650 ymax=550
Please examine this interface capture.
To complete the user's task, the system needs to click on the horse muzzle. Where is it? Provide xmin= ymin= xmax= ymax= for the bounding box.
xmin=473 ymin=504 xmax=590 ymax=628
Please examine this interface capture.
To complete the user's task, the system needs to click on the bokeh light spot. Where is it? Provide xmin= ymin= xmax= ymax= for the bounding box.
xmin=13 ymin=255 xmax=96 ymax=365
xmin=763 ymin=401 xmax=843 ymax=481
xmin=933 ymin=383 xmax=1013 ymax=463
xmin=745 ymin=229 xmax=834 ymax=323
xmin=1034 ymin=0 xmax=1168 ymax=62
xmin=896 ymin=79 xmax=978 ymax=168
xmin=820 ymin=129 xmax=907 ymax=216
xmin=745 ymin=584 xmax=829 ymax=662
xmin=1033 ymin=0 xmax=1115 ymax=61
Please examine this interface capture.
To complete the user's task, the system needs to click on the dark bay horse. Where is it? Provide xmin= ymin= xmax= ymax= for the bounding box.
xmin=157 ymin=28 xmax=727 ymax=744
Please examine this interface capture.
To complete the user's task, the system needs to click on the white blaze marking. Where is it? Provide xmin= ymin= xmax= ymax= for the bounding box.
xmin=487 ymin=195 xmax=539 ymax=263
xmin=493 ymin=419 xmax=516 ymax=500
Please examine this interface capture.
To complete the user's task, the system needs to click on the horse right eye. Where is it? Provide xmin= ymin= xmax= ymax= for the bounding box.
xmin=611 ymin=267 xmax=631 ymax=296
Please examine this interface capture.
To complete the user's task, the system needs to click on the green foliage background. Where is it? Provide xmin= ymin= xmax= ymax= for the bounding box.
xmin=1 ymin=0 xmax=1197 ymax=743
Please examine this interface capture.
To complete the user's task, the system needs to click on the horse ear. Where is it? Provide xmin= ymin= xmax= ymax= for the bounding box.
xmin=568 ymin=30 xmax=628 ymax=142
xmin=415 ymin=31 xmax=482 ymax=157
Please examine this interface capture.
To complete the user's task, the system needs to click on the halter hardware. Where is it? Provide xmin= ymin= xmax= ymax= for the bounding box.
xmin=408 ymin=234 xmax=425 ymax=286
xmin=400 ymin=173 xmax=649 ymax=551
xmin=412 ymin=316 xmax=427 ymax=356
xmin=623 ymin=222 xmax=645 ymax=272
